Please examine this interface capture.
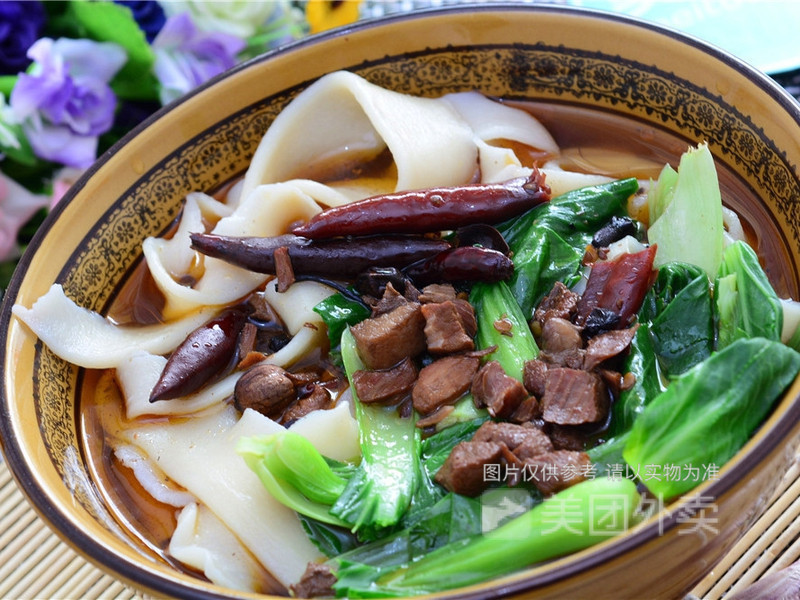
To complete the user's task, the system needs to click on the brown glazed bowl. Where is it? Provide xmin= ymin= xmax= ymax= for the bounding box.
xmin=3 ymin=4 xmax=800 ymax=599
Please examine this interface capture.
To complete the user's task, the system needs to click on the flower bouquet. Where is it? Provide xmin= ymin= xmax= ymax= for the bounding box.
xmin=0 ymin=0 xmax=371 ymax=297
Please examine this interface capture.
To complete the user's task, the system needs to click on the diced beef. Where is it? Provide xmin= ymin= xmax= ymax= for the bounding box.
xmin=540 ymin=317 xmax=583 ymax=353
xmin=350 ymin=302 xmax=426 ymax=370
xmin=421 ymin=299 xmax=476 ymax=355
xmin=281 ymin=385 xmax=334 ymax=425
xmin=434 ymin=440 xmax=505 ymax=496
xmin=546 ymin=423 xmax=589 ymax=451
xmin=418 ymin=283 xmax=458 ymax=304
xmin=472 ymin=420 xmax=545 ymax=453
xmin=471 ymin=361 xmax=529 ymax=419
xmin=534 ymin=281 xmax=579 ymax=326
xmin=291 ymin=562 xmax=337 ymax=599
xmin=539 ymin=348 xmax=587 ymax=370
xmin=412 ymin=355 xmax=480 ymax=415
xmin=541 ymin=367 xmax=609 ymax=425
xmin=415 ymin=405 xmax=455 ymax=429
xmin=583 ymin=325 xmax=638 ymax=370
xmin=473 ymin=421 xmax=554 ymax=460
xmin=509 ymin=396 xmax=541 ymax=423
xmin=369 ymin=281 xmax=408 ymax=316
xmin=352 ymin=357 xmax=417 ymax=405
xmin=522 ymin=449 xmax=592 ymax=495
xmin=523 ymin=359 xmax=548 ymax=398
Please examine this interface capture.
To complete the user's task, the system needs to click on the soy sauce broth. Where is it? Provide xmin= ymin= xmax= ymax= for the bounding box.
xmin=78 ymin=99 xmax=799 ymax=591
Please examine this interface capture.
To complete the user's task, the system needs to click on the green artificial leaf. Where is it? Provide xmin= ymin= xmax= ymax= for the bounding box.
xmin=67 ymin=0 xmax=159 ymax=101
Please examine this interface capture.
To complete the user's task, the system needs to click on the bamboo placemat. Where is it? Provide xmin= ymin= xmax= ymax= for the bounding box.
xmin=1 ymin=455 xmax=798 ymax=600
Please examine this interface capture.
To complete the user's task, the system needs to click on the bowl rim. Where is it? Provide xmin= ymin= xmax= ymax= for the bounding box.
xmin=3 ymin=2 xmax=800 ymax=598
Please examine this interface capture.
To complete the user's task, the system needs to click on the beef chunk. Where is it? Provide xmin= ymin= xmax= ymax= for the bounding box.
xmin=281 ymin=385 xmax=334 ymax=425
xmin=352 ymin=357 xmax=417 ymax=405
xmin=350 ymin=302 xmax=426 ymax=369
xmin=291 ymin=562 xmax=337 ymax=598
xmin=522 ymin=450 xmax=592 ymax=495
xmin=473 ymin=421 xmax=555 ymax=460
xmin=472 ymin=421 xmax=541 ymax=451
xmin=471 ymin=361 xmax=529 ymax=419
xmin=369 ymin=281 xmax=408 ymax=316
xmin=541 ymin=367 xmax=609 ymax=425
xmin=534 ymin=281 xmax=579 ymax=326
xmin=509 ymin=396 xmax=541 ymax=423
xmin=421 ymin=299 xmax=476 ymax=355
xmin=418 ymin=283 xmax=458 ymax=304
xmin=523 ymin=359 xmax=548 ymax=398
xmin=539 ymin=347 xmax=587 ymax=370
xmin=546 ymin=423 xmax=589 ymax=451
xmin=540 ymin=317 xmax=583 ymax=353
xmin=583 ymin=325 xmax=638 ymax=370
xmin=412 ymin=355 xmax=480 ymax=415
xmin=435 ymin=440 xmax=505 ymax=496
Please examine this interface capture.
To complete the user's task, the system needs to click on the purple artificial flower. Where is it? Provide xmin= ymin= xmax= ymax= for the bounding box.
xmin=0 ymin=1 xmax=46 ymax=75
xmin=10 ymin=38 xmax=127 ymax=168
xmin=114 ymin=0 xmax=166 ymax=43
xmin=152 ymin=12 xmax=245 ymax=105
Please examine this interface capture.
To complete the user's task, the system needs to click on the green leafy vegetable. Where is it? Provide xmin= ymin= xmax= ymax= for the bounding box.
xmin=237 ymin=434 xmax=350 ymax=528
xmin=623 ymin=337 xmax=800 ymax=498
xmin=647 ymin=143 xmax=724 ymax=278
xmin=647 ymin=266 xmax=714 ymax=376
xmin=499 ymin=177 xmax=639 ymax=315
xmin=715 ymin=240 xmax=783 ymax=349
xmin=335 ymin=477 xmax=640 ymax=596
xmin=313 ymin=292 xmax=371 ymax=346
xmin=470 ymin=280 xmax=538 ymax=381
xmin=331 ymin=329 xmax=421 ymax=539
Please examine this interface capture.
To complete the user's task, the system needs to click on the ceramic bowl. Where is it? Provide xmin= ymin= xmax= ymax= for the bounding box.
xmin=3 ymin=4 xmax=800 ymax=599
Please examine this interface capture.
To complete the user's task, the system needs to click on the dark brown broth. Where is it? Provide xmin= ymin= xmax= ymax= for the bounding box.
xmin=79 ymin=99 xmax=797 ymax=591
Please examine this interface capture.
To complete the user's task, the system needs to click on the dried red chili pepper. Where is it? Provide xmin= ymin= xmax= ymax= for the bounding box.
xmin=291 ymin=170 xmax=550 ymax=240
xmin=150 ymin=309 xmax=247 ymax=402
xmin=404 ymin=246 xmax=514 ymax=286
xmin=574 ymin=245 xmax=658 ymax=328
xmin=190 ymin=233 xmax=452 ymax=280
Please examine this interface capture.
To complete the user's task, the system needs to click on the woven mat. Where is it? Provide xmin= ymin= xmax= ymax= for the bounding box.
xmin=2 ymin=456 xmax=798 ymax=600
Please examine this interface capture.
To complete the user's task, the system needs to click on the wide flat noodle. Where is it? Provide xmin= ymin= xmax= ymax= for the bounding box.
xmin=11 ymin=284 xmax=216 ymax=369
xmin=145 ymin=183 xmax=323 ymax=318
xmin=240 ymin=70 xmax=478 ymax=199
xmin=120 ymin=405 xmax=323 ymax=587
xmin=117 ymin=350 xmax=241 ymax=419
xmin=170 ymin=503 xmax=278 ymax=593
xmin=442 ymin=91 xmax=559 ymax=154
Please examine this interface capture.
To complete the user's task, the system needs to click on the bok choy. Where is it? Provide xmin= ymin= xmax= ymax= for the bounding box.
xmin=623 ymin=336 xmax=800 ymax=498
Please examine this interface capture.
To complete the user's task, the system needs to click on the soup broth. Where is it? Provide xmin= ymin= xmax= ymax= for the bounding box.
xmin=78 ymin=99 xmax=798 ymax=593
